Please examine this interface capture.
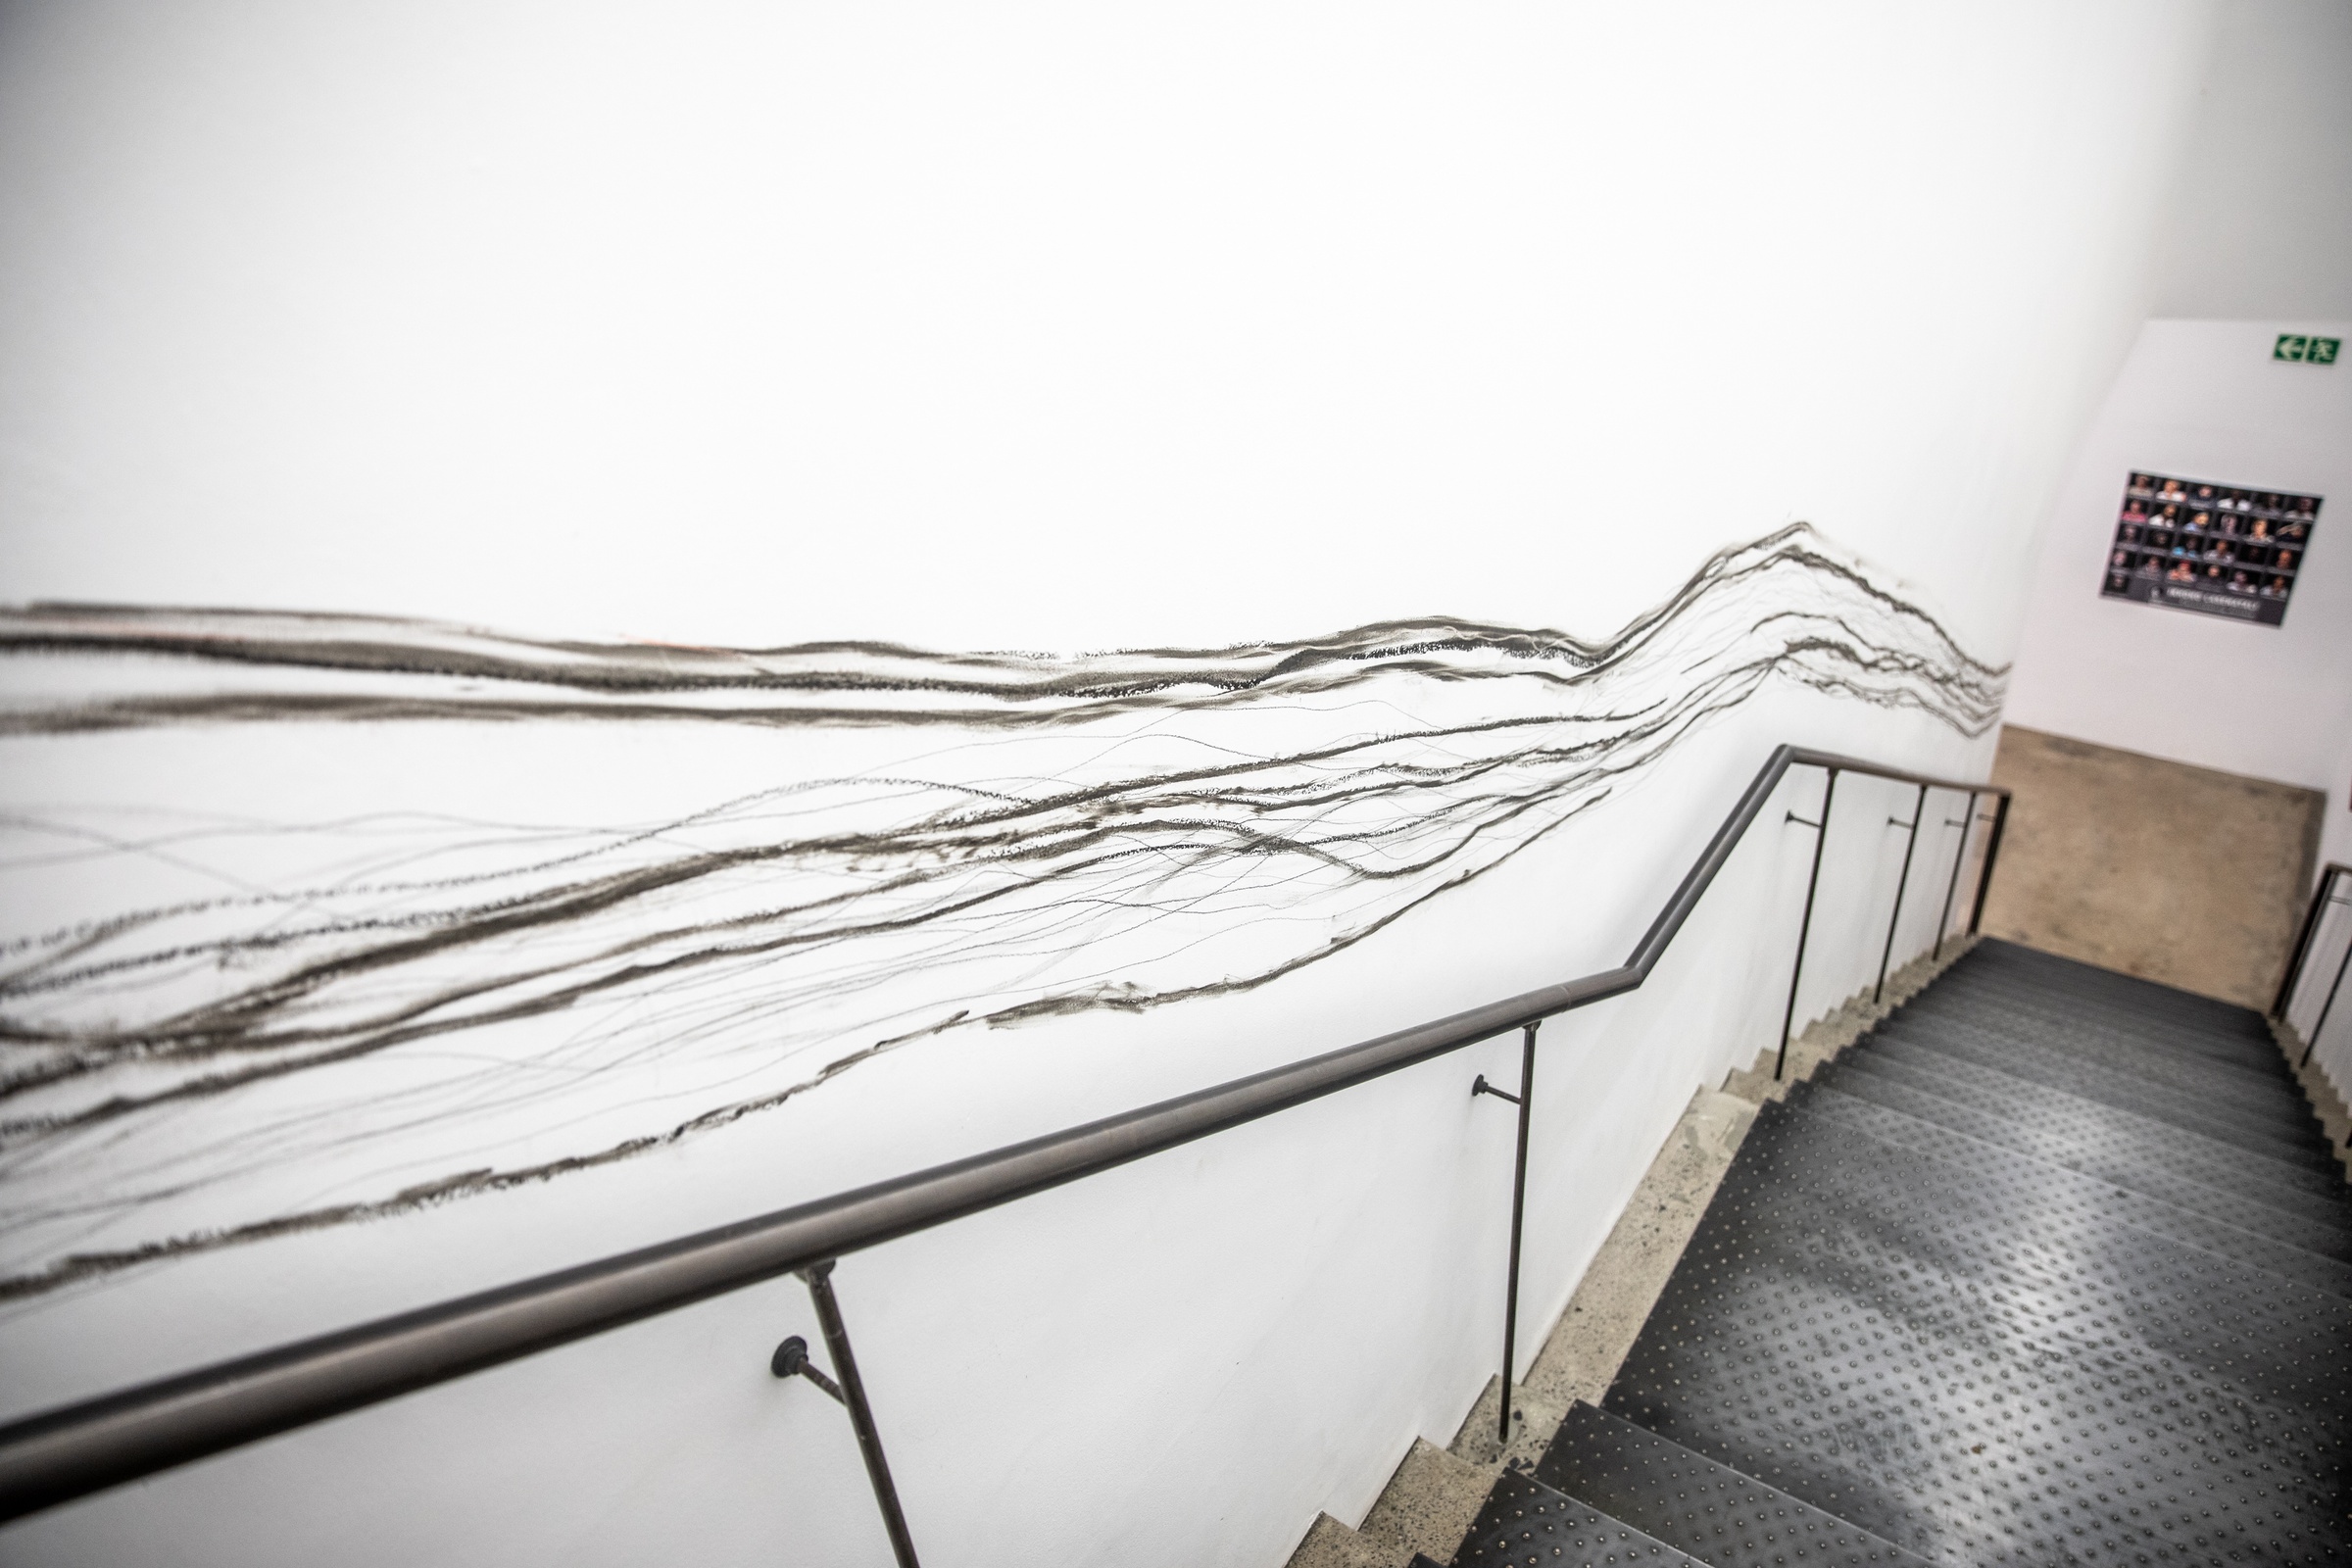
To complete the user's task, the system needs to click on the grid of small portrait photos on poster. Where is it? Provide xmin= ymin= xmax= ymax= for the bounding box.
xmin=2102 ymin=472 xmax=2321 ymax=628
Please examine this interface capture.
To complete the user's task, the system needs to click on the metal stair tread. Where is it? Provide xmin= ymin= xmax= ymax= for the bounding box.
xmin=1779 ymin=1079 xmax=2352 ymax=1296
xmin=1867 ymin=1017 xmax=2338 ymax=1168
xmin=1822 ymin=1040 xmax=2348 ymax=1201
xmin=1807 ymin=1063 xmax=2352 ymax=1258
xmin=1920 ymin=981 xmax=2298 ymax=1081
xmin=1746 ymin=1093 xmax=2352 ymax=1427
xmin=1448 ymin=1469 xmax=1706 ymax=1567
xmin=1598 ymin=1081 xmax=2352 ymax=1565
xmin=1932 ymin=957 xmax=2285 ymax=1054
xmin=1959 ymin=941 xmax=2274 ymax=1022
xmin=1871 ymin=1001 xmax=2320 ymax=1123
xmin=1435 ymin=942 xmax=2352 ymax=1568
xmin=1962 ymin=942 xmax=2283 ymax=1038
xmin=1898 ymin=946 xmax=2305 ymax=1066
xmin=1889 ymin=1003 xmax=2315 ymax=1118
xmin=1885 ymin=966 xmax=2315 ymax=1101
xmin=1536 ymin=1400 xmax=1935 ymax=1568
xmin=1697 ymin=1098 xmax=2352 ymax=1440
xmin=1818 ymin=1052 xmax=2352 ymax=1228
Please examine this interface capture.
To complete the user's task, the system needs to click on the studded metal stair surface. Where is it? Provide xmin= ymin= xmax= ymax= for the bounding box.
xmin=1602 ymin=1102 xmax=2349 ymax=1563
xmin=1860 ymin=1014 xmax=2337 ymax=1168
xmin=1811 ymin=1057 xmax=2352 ymax=1260
xmin=1451 ymin=1470 xmax=1705 ymax=1567
xmin=1816 ymin=1047 xmax=2348 ymax=1203
xmin=1433 ymin=939 xmax=2351 ymax=1568
xmin=1785 ymin=1079 xmax=2352 ymax=1301
xmin=1535 ymin=1401 xmax=1932 ymax=1567
xmin=1865 ymin=1007 xmax=2339 ymax=1173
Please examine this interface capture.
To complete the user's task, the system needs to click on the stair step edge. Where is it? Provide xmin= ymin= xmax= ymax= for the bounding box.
xmin=1537 ymin=1400 xmax=1936 ymax=1568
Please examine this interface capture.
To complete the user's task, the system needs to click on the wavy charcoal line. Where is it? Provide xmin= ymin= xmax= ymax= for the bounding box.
xmin=0 ymin=526 xmax=2002 ymax=1298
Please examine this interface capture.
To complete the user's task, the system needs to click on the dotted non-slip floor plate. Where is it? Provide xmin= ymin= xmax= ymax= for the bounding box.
xmin=1896 ymin=946 xmax=2320 ymax=1113
xmin=1458 ymin=943 xmax=2351 ymax=1568
xmin=1452 ymin=1470 xmax=1704 ymax=1567
xmin=1824 ymin=1043 xmax=2348 ymax=1203
xmin=1951 ymin=943 xmax=2280 ymax=1039
xmin=1951 ymin=945 xmax=2275 ymax=1025
xmin=1870 ymin=1017 xmax=2336 ymax=1170
xmin=1880 ymin=1002 xmax=2316 ymax=1127
xmin=1537 ymin=1400 xmax=1933 ymax=1568
xmin=1603 ymin=1121 xmax=2351 ymax=1564
xmin=1736 ymin=1097 xmax=2352 ymax=1427
xmin=1922 ymin=994 xmax=2280 ymax=1077
xmin=1931 ymin=961 xmax=2284 ymax=1054
xmin=1786 ymin=1080 xmax=2352 ymax=1300
xmin=1815 ymin=1059 xmax=2352 ymax=1258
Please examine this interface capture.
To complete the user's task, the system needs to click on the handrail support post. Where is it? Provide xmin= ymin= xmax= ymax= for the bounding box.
xmin=1967 ymin=792 xmax=2011 ymax=936
xmin=1932 ymin=791 xmax=1978 ymax=962
xmin=1495 ymin=1019 xmax=1540 ymax=1448
xmin=1777 ymin=768 xmax=1838 ymax=1081
xmin=2300 ymin=917 xmax=2352 ymax=1070
xmin=799 ymin=1261 xmax=922 ymax=1568
xmin=2275 ymin=865 xmax=2347 ymax=1018
xmin=1873 ymin=784 xmax=1929 ymax=1004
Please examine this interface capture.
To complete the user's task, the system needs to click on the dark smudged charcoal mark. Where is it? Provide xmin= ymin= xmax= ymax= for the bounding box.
xmin=0 ymin=525 xmax=2006 ymax=1297
xmin=0 ymin=526 xmax=2002 ymax=734
xmin=0 ymin=710 xmax=1649 ymax=1113
xmin=0 ymin=816 xmax=1563 ymax=1300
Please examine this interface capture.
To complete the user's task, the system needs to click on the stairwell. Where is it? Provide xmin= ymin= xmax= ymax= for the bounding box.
xmin=1296 ymin=937 xmax=2352 ymax=1567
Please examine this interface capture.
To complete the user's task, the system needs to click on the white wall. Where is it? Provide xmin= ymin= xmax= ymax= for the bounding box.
xmin=2001 ymin=318 xmax=2352 ymax=815
xmin=0 ymin=1 xmax=2207 ymax=657
xmin=2149 ymin=0 xmax=2352 ymax=320
xmin=2330 ymin=735 xmax=2352 ymax=876
xmin=2059 ymin=0 xmax=2352 ymax=881
xmin=0 ymin=5 xmax=2218 ymax=1567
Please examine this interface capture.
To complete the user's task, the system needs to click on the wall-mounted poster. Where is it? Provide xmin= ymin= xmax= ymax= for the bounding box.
xmin=2101 ymin=471 xmax=2320 ymax=627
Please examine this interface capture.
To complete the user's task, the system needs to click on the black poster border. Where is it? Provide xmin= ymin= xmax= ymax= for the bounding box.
xmin=2098 ymin=469 xmax=2320 ymax=630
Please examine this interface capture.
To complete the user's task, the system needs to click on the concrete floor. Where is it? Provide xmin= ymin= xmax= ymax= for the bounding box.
xmin=1982 ymin=725 xmax=2323 ymax=1009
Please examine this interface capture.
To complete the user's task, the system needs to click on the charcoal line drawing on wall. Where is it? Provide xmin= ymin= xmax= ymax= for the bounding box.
xmin=0 ymin=525 xmax=2003 ymax=1298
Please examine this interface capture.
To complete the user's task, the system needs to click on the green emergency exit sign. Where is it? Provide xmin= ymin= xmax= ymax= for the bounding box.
xmin=2274 ymin=334 xmax=2340 ymax=364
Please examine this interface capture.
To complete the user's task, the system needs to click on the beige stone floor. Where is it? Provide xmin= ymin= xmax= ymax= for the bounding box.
xmin=1982 ymin=725 xmax=2322 ymax=1009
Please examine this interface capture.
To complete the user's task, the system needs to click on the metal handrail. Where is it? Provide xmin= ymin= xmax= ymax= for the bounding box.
xmin=0 ymin=743 xmax=2011 ymax=1528
xmin=2275 ymin=863 xmax=2352 ymax=1072
xmin=2273 ymin=861 xmax=2352 ymax=1018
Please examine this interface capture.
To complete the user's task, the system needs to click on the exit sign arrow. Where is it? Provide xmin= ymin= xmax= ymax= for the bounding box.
xmin=2274 ymin=333 xmax=2341 ymax=364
